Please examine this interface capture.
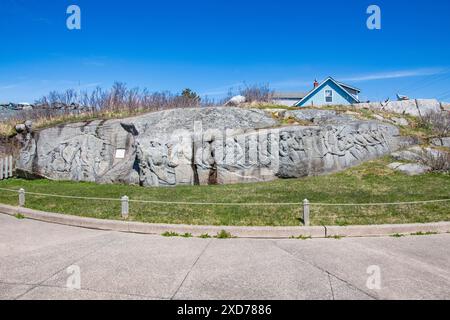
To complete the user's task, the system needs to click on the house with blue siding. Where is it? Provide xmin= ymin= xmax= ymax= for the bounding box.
xmin=272 ymin=77 xmax=360 ymax=107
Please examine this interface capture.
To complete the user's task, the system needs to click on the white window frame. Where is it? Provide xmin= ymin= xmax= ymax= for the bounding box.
xmin=325 ymin=89 xmax=333 ymax=103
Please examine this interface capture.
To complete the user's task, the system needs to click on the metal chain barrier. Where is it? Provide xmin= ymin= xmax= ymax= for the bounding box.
xmin=0 ymin=187 xmax=449 ymax=226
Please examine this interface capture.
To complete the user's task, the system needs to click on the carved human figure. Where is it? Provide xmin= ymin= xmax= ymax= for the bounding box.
xmin=336 ymin=131 xmax=359 ymax=166
xmin=224 ymin=136 xmax=235 ymax=167
xmin=195 ymin=140 xmax=213 ymax=169
xmin=320 ymin=128 xmax=340 ymax=170
xmin=247 ymin=133 xmax=258 ymax=166
xmin=280 ymin=131 xmax=305 ymax=164
xmin=234 ymin=136 xmax=245 ymax=168
xmin=137 ymin=140 xmax=175 ymax=186
xmin=353 ymin=134 xmax=366 ymax=160
xmin=258 ymin=133 xmax=273 ymax=166
xmin=368 ymin=129 xmax=388 ymax=154
xmin=279 ymin=132 xmax=290 ymax=159
xmin=169 ymin=134 xmax=194 ymax=185
xmin=18 ymin=132 xmax=37 ymax=170
xmin=46 ymin=140 xmax=82 ymax=180
xmin=292 ymin=133 xmax=306 ymax=158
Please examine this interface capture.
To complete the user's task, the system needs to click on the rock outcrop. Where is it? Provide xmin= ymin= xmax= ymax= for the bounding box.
xmin=284 ymin=109 xmax=357 ymax=125
xmin=16 ymin=107 xmax=409 ymax=186
xmin=225 ymin=95 xmax=246 ymax=106
xmin=389 ymin=145 xmax=450 ymax=175
xmin=387 ymin=162 xmax=431 ymax=176
xmin=354 ymin=99 xmax=442 ymax=117
xmin=431 ymin=137 xmax=450 ymax=148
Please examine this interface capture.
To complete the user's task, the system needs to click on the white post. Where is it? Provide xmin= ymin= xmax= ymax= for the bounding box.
xmin=121 ymin=196 xmax=129 ymax=219
xmin=303 ymin=199 xmax=310 ymax=226
xmin=4 ymin=158 xmax=8 ymax=179
xmin=19 ymin=188 xmax=25 ymax=207
xmin=0 ymin=158 xmax=3 ymax=180
xmin=8 ymin=156 xmax=13 ymax=177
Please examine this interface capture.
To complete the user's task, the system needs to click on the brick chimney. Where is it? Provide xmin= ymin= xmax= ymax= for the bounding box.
xmin=313 ymin=79 xmax=319 ymax=88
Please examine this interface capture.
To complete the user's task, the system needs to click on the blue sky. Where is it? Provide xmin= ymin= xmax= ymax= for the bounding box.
xmin=1 ymin=0 xmax=450 ymax=103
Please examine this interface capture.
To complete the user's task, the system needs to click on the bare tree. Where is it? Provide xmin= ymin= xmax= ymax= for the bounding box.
xmin=2 ymin=82 xmax=280 ymax=136
xmin=239 ymin=83 xmax=273 ymax=103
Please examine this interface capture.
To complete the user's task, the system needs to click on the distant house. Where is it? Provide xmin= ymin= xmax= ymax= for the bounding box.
xmin=271 ymin=92 xmax=307 ymax=107
xmin=272 ymin=77 xmax=360 ymax=107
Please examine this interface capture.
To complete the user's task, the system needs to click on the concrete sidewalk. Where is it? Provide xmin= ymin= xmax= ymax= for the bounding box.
xmin=0 ymin=214 xmax=449 ymax=300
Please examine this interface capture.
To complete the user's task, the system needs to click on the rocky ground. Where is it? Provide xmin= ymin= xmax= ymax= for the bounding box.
xmin=354 ymin=98 xmax=443 ymax=117
xmin=388 ymin=146 xmax=450 ymax=175
xmin=264 ymin=103 xmax=450 ymax=177
xmin=13 ymin=107 xmax=410 ymax=186
xmin=2 ymin=97 xmax=449 ymax=183
xmin=1 ymin=102 xmax=449 ymax=227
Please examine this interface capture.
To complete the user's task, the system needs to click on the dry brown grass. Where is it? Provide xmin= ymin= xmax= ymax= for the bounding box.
xmin=0 ymin=122 xmax=15 ymax=137
xmin=0 ymin=109 xmax=142 ymax=137
xmin=0 ymin=82 xmax=209 ymax=138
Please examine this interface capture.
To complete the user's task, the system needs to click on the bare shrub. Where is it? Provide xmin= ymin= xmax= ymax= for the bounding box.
xmin=419 ymin=149 xmax=450 ymax=173
xmin=31 ymin=83 xmax=207 ymax=115
xmin=239 ymin=83 xmax=273 ymax=103
xmin=1 ymin=82 xmax=270 ymax=136
xmin=0 ymin=136 xmax=21 ymax=156
xmin=200 ymin=96 xmax=217 ymax=107
xmin=419 ymin=111 xmax=450 ymax=137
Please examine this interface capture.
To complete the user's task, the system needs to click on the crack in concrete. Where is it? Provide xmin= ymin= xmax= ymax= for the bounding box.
xmin=170 ymin=238 xmax=213 ymax=300
xmin=13 ymin=233 xmax=120 ymax=300
xmin=271 ymin=241 xmax=378 ymax=300
xmin=0 ymin=280 xmax=167 ymax=300
xmin=347 ymin=239 xmax=450 ymax=281
xmin=327 ymin=272 xmax=335 ymax=300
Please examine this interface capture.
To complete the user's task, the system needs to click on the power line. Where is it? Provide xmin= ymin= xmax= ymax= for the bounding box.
xmin=436 ymin=88 xmax=450 ymax=100
xmin=438 ymin=93 xmax=450 ymax=102
xmin=409 ymin=72 xmax=450 ymax=94
xmin=397 ymin=67 xmax=450 ymax=94
xmin=412 ymin=74 xmax=450 ymax=95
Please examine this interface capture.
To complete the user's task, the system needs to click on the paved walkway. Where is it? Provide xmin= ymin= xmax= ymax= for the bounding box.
xmin=0 ymin=214 xmax=449 ymax=300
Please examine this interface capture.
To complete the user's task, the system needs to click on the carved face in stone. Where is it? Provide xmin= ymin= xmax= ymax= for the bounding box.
xmin=280 ymin=132 xmax=289 ymax=141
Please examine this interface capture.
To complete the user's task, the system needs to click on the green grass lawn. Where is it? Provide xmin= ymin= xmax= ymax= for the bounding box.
xmin=0 ymin=158 xmax=449 ymax=226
